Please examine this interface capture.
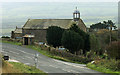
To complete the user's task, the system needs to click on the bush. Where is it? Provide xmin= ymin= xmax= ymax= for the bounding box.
xmin=40 ymin=45 xmax=92 ymax=64
xmin=49 ymin=49 xmax=92 ymax=64
xmin=106 ymin=41 xmax=120 ymax=60
xmin=61 ymin=30 xmax=84 ymax=54
xmin=46 ymin=26 xmax=64 ymax=47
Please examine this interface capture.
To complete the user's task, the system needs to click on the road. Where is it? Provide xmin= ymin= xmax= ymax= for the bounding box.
xmin=0 ymin=43 xmax=108 ymax=75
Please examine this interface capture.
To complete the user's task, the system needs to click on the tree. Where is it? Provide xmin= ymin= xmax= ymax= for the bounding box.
xmin=70 ymin=23 xmax=90 ymax=54
xmin=107 ymin=20 xmax=117 ymax=30
xmin=46 ymin=26 xmax=64 ymax=47
xmin=90 ymin=34 xmax=100 ymax=54
xmin=90 ymin=20 xmax=117 ymax=30
xmin=70 ymin=23 xmax=86 ymax=38
xmin=61 ymin=30 xmax=84 ymax=54
xmin=84 ymin=33 xmax=90 ymax=53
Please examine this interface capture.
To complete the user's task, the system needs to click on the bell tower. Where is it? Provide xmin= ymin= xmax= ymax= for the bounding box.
xmin=73 ymin=7 xmax=80 ymax=21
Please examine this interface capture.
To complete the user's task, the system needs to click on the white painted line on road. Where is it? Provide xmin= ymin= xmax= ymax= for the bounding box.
xmin=20 ymin=50 xmax=26 ymax=53
xmin=18 ymin=50 xmax=34 ymax=56
xmin=62 ymin=69 xmax=72 ymax=73
xmin=53 ymin=59 xmax=85 ymax=69
xmin=67 ymin=70 xmax=71 ymax=72
xmin=8 ymin=50 xmax=19 ymax=55
xmin=49 ymin=65 xmax=58 ymax=68
xmin=25 ymin=56 xmax=34 ymax=59
xmin=25 ymin=63 xmax=30 ymax=65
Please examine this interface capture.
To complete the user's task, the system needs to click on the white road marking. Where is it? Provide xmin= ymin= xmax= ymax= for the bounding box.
xmin=62 ymin=69 xmax=73 ymax=73
xmin=25 ymin=63 xmax=30 ymax=65
xmin=49 ymin=65 xmax=58 ymax=68
xmin=17 ymin=50 xmax=34 ymax=56
xmin=8 ymin=50 xmax=19 ymax=54
xmin=25 ymin=56 xmax=34 ymax=59
xmin=53 ymin=59 xmax=85 ymax=68
xmin=66 ymin=70 xmax=71 ymax=72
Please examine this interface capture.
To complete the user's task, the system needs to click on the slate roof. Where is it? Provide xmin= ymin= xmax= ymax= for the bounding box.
xmin=14 ymin=28 xmax=22 ymax=33
xmin=23 ymin=19 xmax=76 ymax=29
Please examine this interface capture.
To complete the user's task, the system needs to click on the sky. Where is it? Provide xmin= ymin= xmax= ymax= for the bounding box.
xmin=0 ymin=0 xmax=120 ymax=2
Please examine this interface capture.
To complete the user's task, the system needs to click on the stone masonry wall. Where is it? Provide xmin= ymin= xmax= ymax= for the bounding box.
xmin=22 ymin=29 xmax=47 ymax=43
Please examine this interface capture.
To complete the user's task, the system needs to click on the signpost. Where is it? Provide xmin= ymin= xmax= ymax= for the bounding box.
xmin=34 ymin=53 xmax=38 ymax=68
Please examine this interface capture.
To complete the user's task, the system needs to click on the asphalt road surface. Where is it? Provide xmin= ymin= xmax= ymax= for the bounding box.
xmin=0 ymin=43 xmax=109 ymax=75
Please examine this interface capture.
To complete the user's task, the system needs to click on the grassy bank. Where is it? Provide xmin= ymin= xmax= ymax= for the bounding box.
xmin=87 ymin=60 xmax=120 ymax=75
xmin=9 ymin=62 xmax=46 ymax=74
xmin=2 ymin=60 xmax=46 ymax=74
xmin=1 ymin=39 xmax=22 ymax=46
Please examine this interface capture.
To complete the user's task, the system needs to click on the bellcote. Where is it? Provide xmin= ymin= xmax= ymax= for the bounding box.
xmin=73 ymin=7 xmax=80 ymax=21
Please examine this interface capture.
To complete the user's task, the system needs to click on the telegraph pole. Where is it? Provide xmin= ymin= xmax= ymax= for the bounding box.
xmin=109 ymin=25 xmax=112 ymax=43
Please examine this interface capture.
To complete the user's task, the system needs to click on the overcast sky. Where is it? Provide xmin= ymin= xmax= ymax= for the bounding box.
xmin=0 ymin=0 xmax=119 ymax=2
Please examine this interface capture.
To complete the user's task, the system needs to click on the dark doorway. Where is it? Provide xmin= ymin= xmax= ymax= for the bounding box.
xmin=24 ymin=37 xmax=28 ymax=45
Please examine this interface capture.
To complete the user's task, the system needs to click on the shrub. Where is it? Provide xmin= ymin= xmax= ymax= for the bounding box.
xmin=49 ymin=49 xmax=92 ymax=64
xmin=90 ymin=34 xmax=101 ymax=54
xmin=106 ymin=41 xmax=120 ymax=60
xmin=61 ymin=30 xmax=84 ymax=54
xmin=41 ymin=46 xmax=92 ymax=64
xmin=46 ymin=26 xmax=64 ymax=47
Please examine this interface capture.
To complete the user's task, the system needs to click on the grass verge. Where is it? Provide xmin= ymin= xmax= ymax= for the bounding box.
xmin=1 ymin=40 xmax=22 ymax=46
xmin=9 ymin=62 xmax=46 ymax=74
xmin=87 ymin=63 xmax=120 ymax=75
xmin=2 ymin=60 xmax=46 ymax=74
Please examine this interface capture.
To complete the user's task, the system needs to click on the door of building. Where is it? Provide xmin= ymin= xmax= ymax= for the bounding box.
xmin=24 ymin=37 xmax=28 ymax=45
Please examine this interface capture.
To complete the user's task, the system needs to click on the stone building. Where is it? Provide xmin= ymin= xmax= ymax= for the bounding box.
xmin=22 ymin=8 xmax=86 ymax=45
xmin=11 ymin=26 xmax=22 ymax=39
xmin=12 ymin=8 xmax=87 ymax=45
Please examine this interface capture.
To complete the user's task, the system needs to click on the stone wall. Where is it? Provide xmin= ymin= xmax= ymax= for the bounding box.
xmin=14 ymin=33 xmax=22 ymax=38
xmin=11 ymin=31 xmax=22 ymax=39
xmin=22 ymin=29 xmax=47 ymax=43
xmin=78 ymin=19 xmax=87 ymax=32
